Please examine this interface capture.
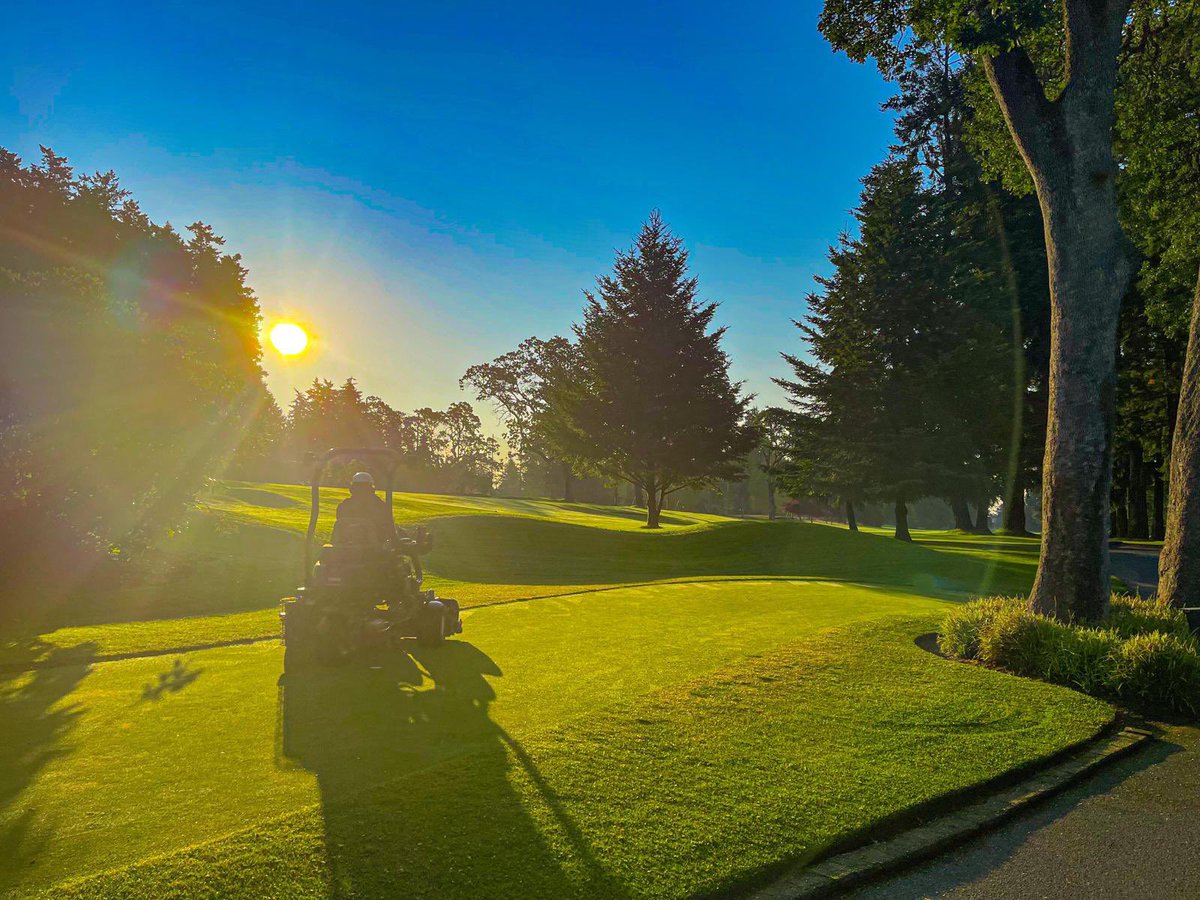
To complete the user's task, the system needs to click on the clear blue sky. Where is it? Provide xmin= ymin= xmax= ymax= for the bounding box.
xmin=3 ymin=1 xmax=894 ymax=425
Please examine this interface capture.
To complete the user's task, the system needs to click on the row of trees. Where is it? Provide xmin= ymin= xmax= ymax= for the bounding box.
xmin=778 ymin=53 xmax=1048 ymax=541
xmin=0 ymin=146 xmax=275 ymax=598
xmin=802 ymin=0 xmax=1200 ymax=618
xmin=270 ymin=379 xmax=501 ymax=495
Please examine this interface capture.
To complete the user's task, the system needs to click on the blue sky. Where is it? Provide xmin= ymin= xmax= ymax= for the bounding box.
xmin=3 ymin=1 xmax=895 ymax=424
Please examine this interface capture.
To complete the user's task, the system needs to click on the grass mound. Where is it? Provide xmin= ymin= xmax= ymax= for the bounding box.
xmin=940 ymin=595 xmax=1200 ymax=717
xmin=43 ymin=617 xmax=1111 ymax=900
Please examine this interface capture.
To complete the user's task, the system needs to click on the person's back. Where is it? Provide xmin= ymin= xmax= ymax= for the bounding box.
xmin=333 ymin=472 xmax=396 ymax=547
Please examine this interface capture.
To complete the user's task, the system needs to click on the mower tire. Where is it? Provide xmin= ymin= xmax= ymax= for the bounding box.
xmin=416 ymin=600 xmax=447 ymax=647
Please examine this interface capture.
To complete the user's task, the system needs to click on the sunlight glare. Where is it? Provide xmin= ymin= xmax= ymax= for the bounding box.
xmin=269 ymin=322 xmax=309 ymax=356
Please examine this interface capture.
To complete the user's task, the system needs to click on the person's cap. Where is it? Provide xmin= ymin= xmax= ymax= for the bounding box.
xmin=351 ymin=471 xmax=374 ymax=486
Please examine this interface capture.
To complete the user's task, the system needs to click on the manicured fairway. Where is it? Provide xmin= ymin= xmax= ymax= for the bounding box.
xmin=0 ymin=488 xmax=1114 ymax=898
xmin=3 ymin=580 xmax=1111 ymax=898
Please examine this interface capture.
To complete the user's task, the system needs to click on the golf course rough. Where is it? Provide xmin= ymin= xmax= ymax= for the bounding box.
xmin=0 ymin=488 xmax=1113 ymax=898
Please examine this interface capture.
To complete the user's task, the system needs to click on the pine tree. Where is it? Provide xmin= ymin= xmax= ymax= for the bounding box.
xmin=549 ymin=212 xmax=756 ymax=528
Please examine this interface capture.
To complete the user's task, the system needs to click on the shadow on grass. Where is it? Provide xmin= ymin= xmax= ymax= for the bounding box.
xmin=279 ymin=641 xmax=627 ymax=897
xmin=140 ymin=657 xmax=203 ymax=701
xmin=426 ymin=517 xmax=1038 ymax=596
xmin=0 ymin=641 xmax=96 ymax=895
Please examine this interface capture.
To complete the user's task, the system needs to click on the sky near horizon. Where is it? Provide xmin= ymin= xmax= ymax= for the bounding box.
xmin=3 ymin=1 xmax=895 ymax=428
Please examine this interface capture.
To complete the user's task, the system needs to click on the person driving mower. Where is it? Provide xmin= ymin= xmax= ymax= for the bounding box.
xmin=333 ymin=471 xmax=397 ymax=547
xmin=280 ymin=449 xmax=461 ymax=664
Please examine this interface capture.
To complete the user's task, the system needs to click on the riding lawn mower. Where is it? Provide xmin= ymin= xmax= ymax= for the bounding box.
xmin=280 ymin=447 xmax=463 ymax=665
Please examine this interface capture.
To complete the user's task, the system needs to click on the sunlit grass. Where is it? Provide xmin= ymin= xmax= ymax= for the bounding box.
xmin=36 ymin=612 xmax=1110 ymax=899
xmin=0 ymin=486 xmax=1114 ymax=897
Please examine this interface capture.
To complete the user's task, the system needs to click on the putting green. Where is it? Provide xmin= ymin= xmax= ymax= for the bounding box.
xmin=2 ymin=580 xmax=1110 ymax=898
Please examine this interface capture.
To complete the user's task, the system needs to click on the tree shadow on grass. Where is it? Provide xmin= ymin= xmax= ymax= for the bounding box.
xmin=0 ymin=641 xmax=96 ymax=896
xmin=279 ymin=641 xmax=626 ymax=898
xmin=427 ymin=516 xmax=1037 ymax=596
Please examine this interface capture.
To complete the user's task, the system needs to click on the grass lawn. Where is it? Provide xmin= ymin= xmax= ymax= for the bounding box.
xmin=0 ymin=485 xmax=1114 ymax=897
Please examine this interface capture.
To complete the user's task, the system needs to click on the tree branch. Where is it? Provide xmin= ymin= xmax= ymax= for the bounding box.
xmin=982 ymin=46 xmax=1063 ymax=179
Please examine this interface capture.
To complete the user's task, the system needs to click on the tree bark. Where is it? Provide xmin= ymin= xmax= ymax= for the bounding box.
xmin=973 ymin=497 xmax=993 ymax=535
xmin=950 ymin=495 xmax=973 ymax=531
xmin=561 ymin=462 xmax=574 ymax=503
xmin=984 ymin=3 xmax=1134 ymax=621
xmin=1159 ymin=266 xmax=1200 ymax=607
xmin=1128 ymin=442 xmax=1148 ymax=540
xmin=644 ymin=477 xmax=660 ymax=528
xmin=766 ymin=478 xmax=777 ymax=520
xmin=845 ymin=499 xmax=858 ymax=532
xmin=1002 ymin=470 xmax=1030 ymax=535
xmin=894 ymin=495 xmax=912 ymax=542
xmin=1152 ymin=460 xmax=1165 ymax=542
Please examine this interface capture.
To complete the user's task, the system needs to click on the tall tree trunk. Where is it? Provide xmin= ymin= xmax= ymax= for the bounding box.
xmin=1003 ymin=471 xmax=1030 ymax=535
xmin=1128 ymin=442 xmax=1148 ymax=540
xmin=845 ymin=499 xmax=858 ymax=532
xmin=950 ymin=495 xmax=973 ymax=531
xmin=973 ymin=497 xmax=993 ymax=535
xmin=766 ymin=479 xmax=777 ymax=520
xmin=1159 ymin=267 xmax=1200 ymax=607
xmin=561 ymin=462 xmax=574 ymax=503
xmin=644 ymin=477 xmax=660 ymax=528
xmin=612 ymin=483 xmax=620 ymax=505
xmin=633 ymin=483 xmax=644 ymax=507
xmin=1152 ymin=460 xmax=1165 ymax=542
xmin=894 ymin=495 xmax=912 ymax=542
xmin=984 ymin=5 xmax=1134 ymax=621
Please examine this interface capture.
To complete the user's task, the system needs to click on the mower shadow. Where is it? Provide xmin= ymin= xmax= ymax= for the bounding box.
xmin=279 ymin=640 xmax=627 ymax=897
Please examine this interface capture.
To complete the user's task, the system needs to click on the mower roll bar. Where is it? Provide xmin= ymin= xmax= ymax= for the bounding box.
xmin=304 ymin=447 xmax=403 ymax=580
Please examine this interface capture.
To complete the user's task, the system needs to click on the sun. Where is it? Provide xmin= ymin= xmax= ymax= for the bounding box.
xmin=269 ymin=322 xmax=309 ymax=356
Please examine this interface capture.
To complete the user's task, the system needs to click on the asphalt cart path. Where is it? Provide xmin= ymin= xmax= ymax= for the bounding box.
xmin=853 ymin=723 xmax=1200 ymax=899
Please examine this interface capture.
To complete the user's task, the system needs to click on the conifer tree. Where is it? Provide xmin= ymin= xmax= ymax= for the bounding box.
xmin=548 ymin=212 xmax=756 ymax=528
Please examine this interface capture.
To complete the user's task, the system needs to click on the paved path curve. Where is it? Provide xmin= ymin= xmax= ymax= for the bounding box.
xmin=854 ymin=723 xmax=1200 ymax=899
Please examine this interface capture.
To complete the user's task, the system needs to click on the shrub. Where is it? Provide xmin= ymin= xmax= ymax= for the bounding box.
xmin=1108 ymin=633 xmax=1200 ymax=717
xmin=939 ymin=594 xmax=1200 ymax=718
xmin=1108 ymin=595 xmax=1194 ymax=642
xmin=939 ymin=596 xmax=1020 ymax=660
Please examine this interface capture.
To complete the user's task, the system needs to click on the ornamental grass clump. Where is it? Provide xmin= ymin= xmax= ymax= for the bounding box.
xmin=939 ymin=595 xmax=1200 ymax=718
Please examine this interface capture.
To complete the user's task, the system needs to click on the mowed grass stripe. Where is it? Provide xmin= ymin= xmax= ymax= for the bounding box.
xmin=45 ymin=617 xmax=1112 ymax=899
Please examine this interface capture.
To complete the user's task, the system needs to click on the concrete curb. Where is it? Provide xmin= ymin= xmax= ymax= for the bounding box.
xmin=751 ymin=726 xmax=1154 ymax=899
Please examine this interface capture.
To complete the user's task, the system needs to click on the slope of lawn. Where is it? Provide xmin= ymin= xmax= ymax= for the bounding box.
xmin=0 ymin=483 xmax=1042 ymax=667
xmin=2 ymin=582 xmax=1111 ymax=898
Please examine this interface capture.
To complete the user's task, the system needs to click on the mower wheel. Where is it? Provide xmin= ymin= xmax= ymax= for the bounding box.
xmin=416 ymin=600 xmax=447 ymax=647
